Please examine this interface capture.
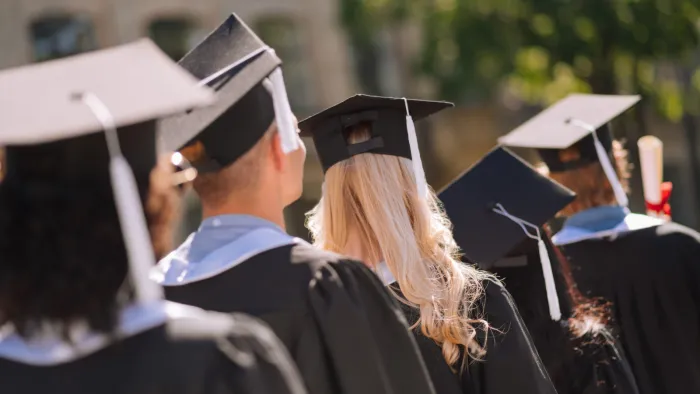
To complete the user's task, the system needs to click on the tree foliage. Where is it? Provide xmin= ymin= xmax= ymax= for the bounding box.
xmin=339 ymin=0 xmax=700 ymax=120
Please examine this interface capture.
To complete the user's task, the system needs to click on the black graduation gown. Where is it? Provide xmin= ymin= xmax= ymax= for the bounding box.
xmin=164 ymin=242 xmax=437 ymax=394
xmin=392 ymin=279 xmax=557 ymax=394
xmin=0 ymin=307 xmax=306 ymax=394
xmin=557 ymin=222 xmax=700 ymax=394
xmin=491 ymin=240 xmax=640 ymax=394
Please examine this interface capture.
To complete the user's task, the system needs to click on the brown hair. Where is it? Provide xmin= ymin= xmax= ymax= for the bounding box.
xmin=544 ymin=226 xmax=611 ymax=339
xmin=546 ymin=140 xmax=631 ymax=216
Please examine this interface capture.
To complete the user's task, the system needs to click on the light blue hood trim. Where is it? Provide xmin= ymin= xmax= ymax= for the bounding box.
xmin=152 ymin=227 xmax=299 ymax=286
xmin=0 ymin=301 xmax=204 ymax=366
xmin=553 ymin=206 xmax=663 ymax=246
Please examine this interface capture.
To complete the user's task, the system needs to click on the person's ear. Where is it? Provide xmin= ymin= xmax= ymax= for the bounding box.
xmin=270 ymin=129 xmax=286 ymax=172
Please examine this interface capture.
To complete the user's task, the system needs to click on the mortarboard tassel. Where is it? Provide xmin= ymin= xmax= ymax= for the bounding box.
xmin=78 ymin=92 xmax=162 ymax=304
xmin=403 ymin=98 xmax=428 ymax=198
xmin=263 ymin=66 xmax=299 ymax=154
xmin=567 ymin=119 xmax=628 ymax=207
xmin=492 ymin=203 xmax=561 ymax=321
xmin=197 ymin=45 xmax=299 ymax=154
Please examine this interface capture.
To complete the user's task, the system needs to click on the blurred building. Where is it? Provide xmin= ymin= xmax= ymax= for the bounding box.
xmin=0 ymin=0 xmax=697 ymax=237
xmin=0 ymin=0 xmax=358 ymax=239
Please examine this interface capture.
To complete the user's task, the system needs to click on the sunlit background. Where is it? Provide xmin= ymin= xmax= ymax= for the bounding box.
xmin=1 ymin=0 xmax=699 ymax=240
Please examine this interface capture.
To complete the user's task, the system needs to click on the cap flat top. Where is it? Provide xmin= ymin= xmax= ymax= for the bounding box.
xmin=298 ymin=94 xmax=453 ymax=137
xmin=158 ymin=13 xmax=281 ymax=152
xmin=0 ymin=38 xmax=214 ymax=146
xmin=498 ymin=94 xmax=640 ymax=149
xmin=177 ymin=13 xmax=269 ymax=80
xmin=439 ymin=147 xmax=575 ymax=264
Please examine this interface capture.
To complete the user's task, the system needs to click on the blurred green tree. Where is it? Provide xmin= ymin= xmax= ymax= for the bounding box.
xmin=340 ymin=0 xmax=700 ymax=220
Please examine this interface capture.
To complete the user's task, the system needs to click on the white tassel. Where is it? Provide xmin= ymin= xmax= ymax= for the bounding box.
xmin=493 ymin=204 xmax=561 ymax=321
xmin=198 ymin=46 xmax=298 ymax=154
xmin=537 ymin=239 xmax=561 ymax=321
xmin=567 ymin=119 xmax=628 ymax=207
xmin=78 ymin=92 xmax=162 ymax=304
xmin=111 ymin=157 xmax=162 ymax=303
xmin=403 ymin=98 xmax=428 ymax=198
xmin=593 ymin=134 xmax=628 ymax=207
xmin=263 ymin=67 xmax=299 ymax=154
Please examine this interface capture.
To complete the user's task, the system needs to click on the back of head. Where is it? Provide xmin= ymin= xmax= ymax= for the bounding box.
xmin=185 ymin=124 xmax=274 ymax=209
xmin=307 ymin=124 xmax=491 ymax=368
xmin=0 ymin=135 xmax=179 ymax=339
xmin=544 ymin=140 xmax=631 ymax=216
xmin=184 ymin=120 xmax=305 ymax=216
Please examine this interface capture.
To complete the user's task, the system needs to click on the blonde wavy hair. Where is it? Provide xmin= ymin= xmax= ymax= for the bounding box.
xmin=306 ymin=125 xmax=493 ymax=368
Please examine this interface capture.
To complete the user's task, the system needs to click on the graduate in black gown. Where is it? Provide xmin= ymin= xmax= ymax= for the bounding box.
xmin=0 ymin=40 xmax=306 ymax=394
xmin=500 ymin=93 xmax=700 ymax=394
xmin=154 ymin=14 xmax=436 ymax=394
xmin=439 ymin=147 xmax=639 ymax=394
xmin=300 ymin=97 xmax=557 ymax=394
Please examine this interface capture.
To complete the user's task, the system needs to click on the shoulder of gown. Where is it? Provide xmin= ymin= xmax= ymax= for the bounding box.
xmin=292 ymin=242 xmax=436 ymax=394
xmin=166 ymin=307 xmax=308 ymax=394
xmin=571 ymin=330 xmax=640 ymax=394
xmin=464 ymin=279 xmax=557 ymax=394
xmin=0 ymin=305 xmax=306 ymax=394
xmin=561 ymin=221 xmax=700 ymax=394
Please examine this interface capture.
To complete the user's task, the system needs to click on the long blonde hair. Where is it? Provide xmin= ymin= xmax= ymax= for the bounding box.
xmin=306 ymin=125 xmax=492 ymax=368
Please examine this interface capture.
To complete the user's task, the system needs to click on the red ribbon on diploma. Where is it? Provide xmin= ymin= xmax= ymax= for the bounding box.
xmin=645 ymin=182 xmax=673 ymax=217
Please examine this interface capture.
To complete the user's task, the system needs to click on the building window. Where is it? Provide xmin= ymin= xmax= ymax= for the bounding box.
xmin=148 ymin=18 xmax=203 ymax=61
xmin=255 ymin=17 xmax=315 ymax=116
xmin=30 ymin=15 xmax=97 ymax=62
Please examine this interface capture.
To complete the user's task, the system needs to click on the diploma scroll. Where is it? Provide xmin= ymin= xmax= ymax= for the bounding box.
xmin=637 ymin=136 xmax=672 ymax=220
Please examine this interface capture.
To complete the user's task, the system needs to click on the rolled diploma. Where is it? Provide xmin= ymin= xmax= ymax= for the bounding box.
xmin=637 ymin=136 xmax=664 ymax=206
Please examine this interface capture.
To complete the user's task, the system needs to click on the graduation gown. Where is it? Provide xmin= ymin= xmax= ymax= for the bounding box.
xmin=556 ymin=221 xmax=700 ymax=394
xmin=391 ymin=279 xmax=557 ymax=394
xmin=155 ymin=235 xmax=436 ymax=394
xmin=490 ymin=238 xmax=639 ymax=394
xmin=0 ymin=301 xmax=306 ymax=394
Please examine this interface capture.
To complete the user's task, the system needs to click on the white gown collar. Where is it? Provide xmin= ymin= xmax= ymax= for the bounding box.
xmin=0 ymin=301 xmax=200 ymax=366
xmin=152 ymin=227 xmax=300 ymax=286
xmin=376 ymin=261 xmax=397 ymax=286
xmin=553 ymin=211 xmax=663 ymax=246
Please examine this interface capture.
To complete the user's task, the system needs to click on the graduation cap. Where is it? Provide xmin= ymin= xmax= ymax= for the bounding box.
xmin=158 ymin=13 xmax=298 ymax=173
xmin=438 ymin=147 xmax=575 ymax=320
xmin=498 ymin=94 xmax=640 ymax=207
xmin=0 ymin=39 xmax=214 ymax=304
xmin=299 ymin=94 xmax=453 ymax=197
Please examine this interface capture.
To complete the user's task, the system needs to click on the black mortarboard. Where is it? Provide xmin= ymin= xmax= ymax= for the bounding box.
xmin=438 ymin=147 xmax=575 ymax=320
xmin=299 ymin=94 xmax=453 ymax=197
xmin=0 ymin=39 xmax=214 ymax=304
xmin=439 ymin=146 xmax=575 ymax=264
xmin=499 ymin=94 xmax=640 ymax=206
xmin=158 ymin=13 xmax=298 ymax=173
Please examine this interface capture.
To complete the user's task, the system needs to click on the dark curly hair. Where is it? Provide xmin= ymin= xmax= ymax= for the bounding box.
xmin=491 ymin=228 xmax=615 ymax=393
xmin=0 ymin=156 xmax=179 ymax=339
